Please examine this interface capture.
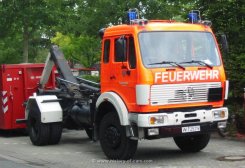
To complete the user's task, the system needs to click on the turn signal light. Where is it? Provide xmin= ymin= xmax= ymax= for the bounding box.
xmin=220 ymin=110 xmax=226 ymax=118
xmin=150 ymin=117 xmax=156 ymax=125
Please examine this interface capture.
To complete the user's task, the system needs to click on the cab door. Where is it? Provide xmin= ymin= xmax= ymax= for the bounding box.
xmin=110 ymin=35 xmax=137 ymax=111
xmin=100 ymin=39 xmax=112 ymax=92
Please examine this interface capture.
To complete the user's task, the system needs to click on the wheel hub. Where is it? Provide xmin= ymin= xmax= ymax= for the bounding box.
xmin=104 ymin=126 xmax=121 ymax=148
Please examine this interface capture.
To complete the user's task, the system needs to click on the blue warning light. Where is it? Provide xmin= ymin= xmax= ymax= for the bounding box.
xmin=188 ymin=12 xmax=198 ymax=23
xmin=128 ymin=11 xmax=138 ymax=21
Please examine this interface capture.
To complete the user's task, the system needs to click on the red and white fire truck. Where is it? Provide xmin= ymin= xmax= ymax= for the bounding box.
xmin=0 ymin=10 xmax=229 ymax=160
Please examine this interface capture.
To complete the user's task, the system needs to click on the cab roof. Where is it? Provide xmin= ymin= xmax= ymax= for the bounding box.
xmin=104 ymin=20 xmax=212 ymax=37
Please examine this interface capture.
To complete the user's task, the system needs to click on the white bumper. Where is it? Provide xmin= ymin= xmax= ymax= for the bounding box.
xmin=129 ymin=107 xmax=228 ymax=127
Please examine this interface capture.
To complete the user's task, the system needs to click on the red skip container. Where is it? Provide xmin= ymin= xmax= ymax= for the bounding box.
xmin=0 ymin=64 xmax=56 ymax=130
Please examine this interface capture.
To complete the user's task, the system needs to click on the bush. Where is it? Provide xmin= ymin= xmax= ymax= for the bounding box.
xmin=80 ymin=75 xmax=100 ymax=83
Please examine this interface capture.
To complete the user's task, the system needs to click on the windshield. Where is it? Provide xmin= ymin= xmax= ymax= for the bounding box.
xmin=139 ymin=32 xmax=221 ymax=68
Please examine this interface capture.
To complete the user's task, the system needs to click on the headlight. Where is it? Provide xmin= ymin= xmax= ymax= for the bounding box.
xmin=213 ymin=110 xmax=226 ymax=119
xmin=149 ymin=115 xmax=165 ymax=125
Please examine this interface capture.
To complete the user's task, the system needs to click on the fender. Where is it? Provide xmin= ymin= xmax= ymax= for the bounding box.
xmin=25 ymin=94 xmax=62 ymax=123
xmin=96 ymin=92 xmax=129 ymax=126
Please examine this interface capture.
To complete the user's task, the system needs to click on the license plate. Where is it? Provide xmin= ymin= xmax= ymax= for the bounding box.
xmin=182 ymin=126 xmax=200 ymax=133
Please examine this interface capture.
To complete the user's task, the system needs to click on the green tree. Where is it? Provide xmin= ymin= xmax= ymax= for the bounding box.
xmin=0 ymin=0 xmax=76 ymax=63
xmin=50 ymin=0 xmax=195 ymax=68
xmin=51 ymin=32 xmax=100 ymax=68
xmin=71 ymin=0 xmax=189 ymax=36
xmin=196 ymin=0 xmax=245 ymax=98
xmin=0 ymin=35 xmax=23 ymax=63
xmin=192 ymin=0 xmax=245 ymax=119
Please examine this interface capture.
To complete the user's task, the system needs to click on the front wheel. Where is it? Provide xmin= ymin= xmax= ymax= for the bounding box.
xmin=99 ymin=112 xmax=138 ymax=160
xmin=173 ymin=133 xmax=210 ymax=152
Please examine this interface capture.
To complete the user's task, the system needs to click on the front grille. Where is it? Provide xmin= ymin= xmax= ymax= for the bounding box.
xmin=150 ymin=82 xmax=222 ymax=106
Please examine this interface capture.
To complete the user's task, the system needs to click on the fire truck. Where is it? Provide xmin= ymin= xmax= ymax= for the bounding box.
xmin=21 ymin=10 xmax=229 ymax=159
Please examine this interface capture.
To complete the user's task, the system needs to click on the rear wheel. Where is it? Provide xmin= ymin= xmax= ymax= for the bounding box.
xmin=99 ymin=112 xmax=138 ymax=160
xmin=49 ymin=123 xmax=63 ymax=145
xmin=28 ymin=110 xmax=62 ymax=146
xmin=28 ymin=111 xmax=50 ymax=146
xmin=173 ymin=133 xmax=210 ymax=152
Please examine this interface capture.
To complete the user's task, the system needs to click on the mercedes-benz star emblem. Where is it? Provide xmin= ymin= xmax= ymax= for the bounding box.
xmin=183 ymin=87 xmax=195 ymax=100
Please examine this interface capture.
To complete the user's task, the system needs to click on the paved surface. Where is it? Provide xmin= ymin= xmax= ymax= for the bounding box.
xmin=0 ymin=130 xmax=244 ymax=168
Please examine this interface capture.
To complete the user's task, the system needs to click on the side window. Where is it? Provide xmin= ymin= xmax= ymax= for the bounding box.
xmin=114 ymin=38 xmax=127 ymax=62
xmin=128 ymin=37 xmax=136 ymax=69
xmin=103 ymin=39 xmax=110 ymax=63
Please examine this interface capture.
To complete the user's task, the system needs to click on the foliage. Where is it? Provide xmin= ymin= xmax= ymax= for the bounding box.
xmin=49 ymin=0 xmax=190 ymax=67
xmin=0 ymin=0 xmax=76 ymax=63
xmin=0 ymin=34 xmax=23 ymax=63
xmin=0 ymin=0 xmax=189 ymax=64
xmin=51 ymin=32 xmax=100 ymax=68
xmin=1 ymin=0 xmax=49 ymax=62
xmin=51 ymin=32 xmax=76 ymax=62
xmin=195 ymin=0 xmax=245 ymax=117
xmin=81 ymin=75 xmax=100 ymax=83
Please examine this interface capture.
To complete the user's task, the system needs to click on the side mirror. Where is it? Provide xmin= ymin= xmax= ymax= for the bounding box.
xmin=115 ymin=36 xmax=127 ymax=62
xmin=220 ymin=34 xmax=229 ymax=55
xmin=99 ymin=28 xmax=105 ymax=39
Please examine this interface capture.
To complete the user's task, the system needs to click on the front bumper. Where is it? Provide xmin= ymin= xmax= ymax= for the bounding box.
xmin=144 ymin=121 xmax=222 ymax=139
xmin=129 ymin=107 xmax=228 ymax=127
xmin=129 ymin=107 xmax=228 ymax=139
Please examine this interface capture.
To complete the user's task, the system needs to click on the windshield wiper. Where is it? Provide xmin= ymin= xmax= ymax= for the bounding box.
xmin=149 ymin=61 xmax=185 ymax=70
xmin=179 ymin=60 xmax=213 ymax=69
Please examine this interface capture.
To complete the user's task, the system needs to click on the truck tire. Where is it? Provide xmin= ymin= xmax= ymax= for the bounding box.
xmin=173 ymin=133 xmax=210 ymax=152
xmin=27 ymin=111 xmax=50 ymax=146
xmin=49 ymin=123 xmax=62 ymax=145
xmin=99 ymin=112 xmax=138 ymax=160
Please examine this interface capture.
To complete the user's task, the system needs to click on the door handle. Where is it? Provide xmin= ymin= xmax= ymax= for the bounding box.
xmin=110 ymin=75 xmax=116 ymax=80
